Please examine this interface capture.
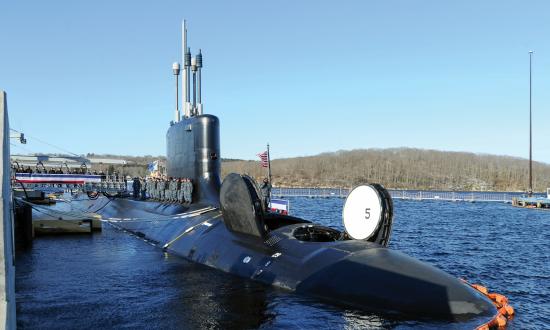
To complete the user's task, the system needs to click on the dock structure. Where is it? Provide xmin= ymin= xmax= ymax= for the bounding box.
xmin=28 ymin=199 xmax=102 ymax=234
xmin=511 ymin=196 xmax=550 ymax=209
xmin=512 ymin=189 xmax=550 ymax=209
xmin=272 ymin=187 xmax=536 ymax=203
xmin=0 ymin=91 xmax=16 ymax=329
xmin=11 ymin=194 xmax=103 ymax=236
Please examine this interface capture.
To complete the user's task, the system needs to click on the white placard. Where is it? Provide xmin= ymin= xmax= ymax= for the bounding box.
xmin=342 ymin=185 xmax=383 ymax=240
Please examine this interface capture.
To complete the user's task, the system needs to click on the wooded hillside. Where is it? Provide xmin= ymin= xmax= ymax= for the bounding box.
xmin=221 ymin=148 xmax=550 ymax=192
xmin=81 ymin=148 xmax=550 ymax=191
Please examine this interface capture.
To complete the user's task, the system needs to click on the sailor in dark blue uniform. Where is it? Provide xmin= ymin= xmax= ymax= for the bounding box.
xmin=132 ymin=177 xmax=141 ymax=199
xmin=260 ymin=178 xmax=271 ymax=210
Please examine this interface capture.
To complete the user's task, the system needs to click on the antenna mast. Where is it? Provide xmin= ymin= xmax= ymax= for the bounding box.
xmin=182 ymin=20 xmax=191 ymax=118
xmin=179 ymin=20 xmax=204 ymax=118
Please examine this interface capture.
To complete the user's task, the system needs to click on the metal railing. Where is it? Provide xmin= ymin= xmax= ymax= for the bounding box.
xmin=12 ymin=174 xmax=128 ymax=195
xmin=271 ymin=187 xmax=542 ymax=202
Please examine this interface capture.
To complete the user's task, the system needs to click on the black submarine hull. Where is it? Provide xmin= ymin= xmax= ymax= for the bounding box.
xmin=87 ymin=108 xmax=498 ymax=323
xmin=90 ymin=196 xmax=497 ymax=321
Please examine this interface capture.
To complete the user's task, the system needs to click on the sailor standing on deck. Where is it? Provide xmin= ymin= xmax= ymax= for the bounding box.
xmin=167 ymin=178 xmax=172 ymax=202
xmin=152 ymin=178 xmax=158 ymax=200
xmin=144 ymin=178 xmax=150 ymax=199
xmin=260 ymin=178 xmax=272 ymax=210
xmin=174 ymin=178 xmax=181 ymax=203
xmin=156 ymin=178 xmax=161 ymax=201
xmin=189 ymin=179 xmax=194 ymax=203
xmin=151 ymin=178 xmax=157 ymax=200
xmin=140 ymin=177 xmax=147 ymax=200
xmin=156 ymin=178 xmax=161 ymax=200
xmin=177 ymin=178 xmax=184 ymax=203
xmin=183 ymin=178 xmax=193 ymax=204
xmin=169 ymin=178 xmax=176 ymax=202
xmin=132 ymin=177 xmax=141 ymax=200
xmin=158 ymin=178 xmax=164 ymax=201
xmin=167 ymin=177 xmax=171 ymax=202
xmin=158 ymin=178 xmax=166 ymax=202
xmin=161 ymin=177 xmax=168 ymax=201
xmin=172 ymin=178 xmax=178 ymax=202
xmin=182 ymin=179 xmax=188 ymax=203
xmin=173 ymin=178 xmax=178 ymax=202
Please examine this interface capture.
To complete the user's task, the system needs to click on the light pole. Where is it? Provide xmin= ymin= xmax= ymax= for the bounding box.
xmin=528 ymin=51 xmax=533 ymax=196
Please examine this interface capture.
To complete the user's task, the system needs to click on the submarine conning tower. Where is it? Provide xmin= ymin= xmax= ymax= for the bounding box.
xmin=166 ymin=20 xmax=221 ymax=206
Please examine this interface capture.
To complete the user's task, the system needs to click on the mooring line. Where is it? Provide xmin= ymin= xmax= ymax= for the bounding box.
xmin=104 ymin=206 xmax=218 ymax=223
xmin=162 ymin=214 xmax=222 ymax=250
xmin=16 ymin=198 xmax=98 ymax=221
xmin=16 ymin=197 xmax=218 ymax=225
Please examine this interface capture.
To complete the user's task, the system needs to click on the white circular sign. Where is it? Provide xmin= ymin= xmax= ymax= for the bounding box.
xmin=342 ymin=185 xmax=383 ymax=240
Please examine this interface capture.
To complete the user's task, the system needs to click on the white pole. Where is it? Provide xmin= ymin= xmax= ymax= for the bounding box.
xmin=172 ymin=62 xmax=180 ymax=122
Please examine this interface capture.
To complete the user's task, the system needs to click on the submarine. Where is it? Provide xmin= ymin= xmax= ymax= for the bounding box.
xmin=85 ymin=21 xmax=500 ymax=324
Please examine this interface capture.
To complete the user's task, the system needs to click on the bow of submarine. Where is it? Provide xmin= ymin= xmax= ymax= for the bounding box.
xmin=294 ymin=242 xmax=497 ymax=320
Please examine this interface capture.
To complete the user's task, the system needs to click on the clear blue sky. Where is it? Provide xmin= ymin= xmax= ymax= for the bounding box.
xmin=2 ymin=1 xmax=549 ymax=162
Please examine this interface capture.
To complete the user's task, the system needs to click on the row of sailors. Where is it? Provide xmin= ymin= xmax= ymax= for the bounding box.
xmin=139 ymin=178 xmax=194 ymax=204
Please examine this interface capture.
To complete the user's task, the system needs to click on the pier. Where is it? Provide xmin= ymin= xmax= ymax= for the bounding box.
xmin=1 ymin=90 xmax=16 ymax=329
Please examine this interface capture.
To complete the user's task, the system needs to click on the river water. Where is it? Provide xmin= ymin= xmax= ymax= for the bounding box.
xmin=15 ymin=198 xmax=550 ymax=329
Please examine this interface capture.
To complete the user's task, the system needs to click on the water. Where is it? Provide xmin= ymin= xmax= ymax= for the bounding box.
xmin=16 ymin=198 xmax=550 ymax=329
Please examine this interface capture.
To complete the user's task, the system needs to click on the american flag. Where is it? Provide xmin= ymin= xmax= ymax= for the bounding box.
xmin=257 ymin=151 xmax=269 ymax=168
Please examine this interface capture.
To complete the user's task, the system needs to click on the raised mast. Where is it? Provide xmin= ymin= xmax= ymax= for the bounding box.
xmin=196 ymin=49 xmax=203 ymax=115
xmin=182 ymin=20 xmax=191 ymax=118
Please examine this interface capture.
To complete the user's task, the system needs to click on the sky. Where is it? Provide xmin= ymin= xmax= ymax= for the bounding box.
xmin=2 ymin=1 xmax=550 ymax=163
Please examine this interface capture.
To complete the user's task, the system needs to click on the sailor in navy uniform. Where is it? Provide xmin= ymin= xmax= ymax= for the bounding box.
xmin=260 ymin=178 xmax=271 ymax=210
xmin=132 ymin=177 xmax=141 ymax=199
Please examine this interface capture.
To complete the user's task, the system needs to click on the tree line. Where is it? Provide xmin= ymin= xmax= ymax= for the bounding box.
xmin=221 ymin=148 xmax=550 ymax=192
xmin=72 ymin=148 xmax=550 ymax=192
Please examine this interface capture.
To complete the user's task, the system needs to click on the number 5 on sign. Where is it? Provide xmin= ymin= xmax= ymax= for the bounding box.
xmin=365 ymin=208 xmax=371 ymax=219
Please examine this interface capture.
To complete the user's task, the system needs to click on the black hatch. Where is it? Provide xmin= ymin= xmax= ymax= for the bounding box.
xmin=220 ymin=173 xmax=267 ymax=238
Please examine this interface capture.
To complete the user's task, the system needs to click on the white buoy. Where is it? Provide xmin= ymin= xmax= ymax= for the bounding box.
xmin=342 ymin=185 xmax=385 ymax=240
